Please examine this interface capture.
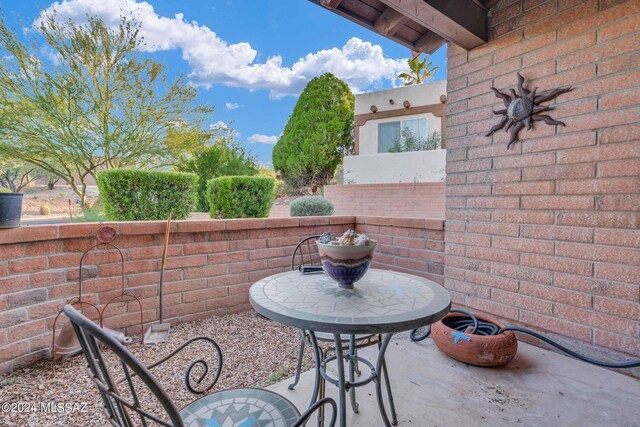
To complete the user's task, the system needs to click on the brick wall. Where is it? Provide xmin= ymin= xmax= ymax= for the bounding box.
xmin=0 ymin=216 xmax=444 ymax=373
xmin=357 ymin=216 xmax=445 ymax=285
xmin=445 ymin=0 xmax=640 ymax=356
xmin=324 ymin=182 xmax=445 ymax=218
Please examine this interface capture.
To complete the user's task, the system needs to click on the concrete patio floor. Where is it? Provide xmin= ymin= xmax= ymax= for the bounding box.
xmin=269 ymin=334 xmax=640 ymax=426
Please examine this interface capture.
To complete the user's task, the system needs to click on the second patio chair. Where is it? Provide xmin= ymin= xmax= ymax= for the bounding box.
xmin=63 ymin=304 xmax=336 ymax=427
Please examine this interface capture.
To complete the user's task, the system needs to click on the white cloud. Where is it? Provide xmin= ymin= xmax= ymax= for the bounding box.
xmin=38 ymin=0 xmax=409 ymax=98
xmin=248 ymin=134 xmax=278 ymax=145
xmin=209 ymin=120 xmax=228 ymax=130
xmin=225 ymin=102 xmax=239 ymax=110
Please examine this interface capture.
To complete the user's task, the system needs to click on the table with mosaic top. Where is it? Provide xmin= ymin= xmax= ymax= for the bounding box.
xmin=250 ymin=269 xmax=451 ymax=427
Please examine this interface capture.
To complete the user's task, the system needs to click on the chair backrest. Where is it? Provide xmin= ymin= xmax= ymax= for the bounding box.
xmin=63 ymin=305 xmax=183 ymax=427
xmin=291 ymin=235 xmax=321 ymax=271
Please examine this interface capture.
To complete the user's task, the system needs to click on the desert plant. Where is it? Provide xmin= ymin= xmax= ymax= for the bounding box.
xmin=72 ymin=207 xmax=106 ymax=223
xmin=0 ymin=158 xmax=38 ymax=192
xmin=272 ymin=73 xmax=354 ymax=191
xmin=39 ymin=204 xmax=51 ymax=216
xmin=177 ymin=138 xmax=258 ymax=212
xmin=97 ymin=169 xmax=197 ymax=221
xmin=0 ymin=12 xmax=213 ymax=206
xmin=207 ymin=176 xmax=275 ymax=219
xmin=289 ymin=196 xmax=334 ymax=217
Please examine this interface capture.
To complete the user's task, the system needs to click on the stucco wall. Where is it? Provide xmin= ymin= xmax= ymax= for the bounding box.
xmin=343 ymin=149 xmax=446 ymax=184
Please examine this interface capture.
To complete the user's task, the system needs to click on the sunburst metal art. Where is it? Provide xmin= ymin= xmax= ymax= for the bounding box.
xmin=486 ymin=72 xmax=572 ymax=149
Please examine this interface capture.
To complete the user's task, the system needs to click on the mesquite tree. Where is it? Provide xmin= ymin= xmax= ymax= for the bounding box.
xmin=0 ymin=11 xmax=213 ymax=206
xmin=272 ymin=73 xmax=354 ymax=190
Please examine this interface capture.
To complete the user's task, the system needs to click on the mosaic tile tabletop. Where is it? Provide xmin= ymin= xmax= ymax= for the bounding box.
xmin=180 ymin=388 xmax=300 ymax=427
xmin=250 ymin=269 xmax=451 ymax=334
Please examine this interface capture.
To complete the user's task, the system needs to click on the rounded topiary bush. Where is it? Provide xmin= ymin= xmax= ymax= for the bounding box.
xmin=97 ymin=169 xmax=198 ymax=221
xmin=207 ymin=176 xmax=275 ymax=219
xmin=289 ymin=196 xmax=334 ymax=217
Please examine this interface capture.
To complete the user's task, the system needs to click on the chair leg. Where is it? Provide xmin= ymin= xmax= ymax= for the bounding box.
xmin=289 ymin=329 xmax=306 ymax=390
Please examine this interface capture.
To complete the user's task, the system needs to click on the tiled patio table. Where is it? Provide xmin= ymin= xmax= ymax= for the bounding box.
xmin=250 ymin=269 xmax=451 ymax=427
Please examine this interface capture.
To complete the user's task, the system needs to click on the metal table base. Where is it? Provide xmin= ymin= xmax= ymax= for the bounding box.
xmin=308 ymin=331 xmax=398 ymax=427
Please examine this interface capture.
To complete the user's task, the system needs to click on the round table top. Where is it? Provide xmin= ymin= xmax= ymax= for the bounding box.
xmin=250 ymin=269 xmax=451 ymax=334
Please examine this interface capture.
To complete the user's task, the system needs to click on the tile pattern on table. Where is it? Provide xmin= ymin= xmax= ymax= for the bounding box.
xmin=180 ymin=388 xmax=299 ymax=427
xmin=250 ymin=269 xmax=451 ymax=333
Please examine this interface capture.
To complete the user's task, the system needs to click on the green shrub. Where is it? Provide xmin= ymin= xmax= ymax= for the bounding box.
xmin=72 ymin=207 xmax=106 ymax=223
xmin=97 ymin=169 xmax=197 ymax=221
xmin=289 ymin=196 xmax=334 ymax=216
xmin=177 ymin=142 xmax=258 ymax=212
xmin=207 ymin=176 xmax=275 ymax=219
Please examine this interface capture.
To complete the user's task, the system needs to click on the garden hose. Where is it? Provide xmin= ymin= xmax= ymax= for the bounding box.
xmin=411 ymin=309 xmax=640 ymax=369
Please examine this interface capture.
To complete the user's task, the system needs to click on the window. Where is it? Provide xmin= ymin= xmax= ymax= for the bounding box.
xmin=377 ymin=118 xmax=441 ymax=153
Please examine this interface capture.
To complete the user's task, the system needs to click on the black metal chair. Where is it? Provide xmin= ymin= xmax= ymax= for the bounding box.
xmin=288 ymin=236 xmax=379 ymax=415
xmin=63 ymin=304 xmax=336 ymax=427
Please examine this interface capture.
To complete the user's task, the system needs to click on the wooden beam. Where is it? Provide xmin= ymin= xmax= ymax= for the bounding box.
xmin=308 ymin=0 xmax=422 ymax=53
xmin=354 ymin=103 xmax=445 ymax=127
xmin=414 ymin=31 xmax=445 ymax=54
xmin=320 ymin=0 xmax=343 ymax=9
xmin=373 ymin=7 xmax=406 ymax=36
xmin=377 ymin=0 xmax=487 ymax=50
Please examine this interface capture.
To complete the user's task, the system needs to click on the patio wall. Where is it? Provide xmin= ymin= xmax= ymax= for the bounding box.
xmin=324 ymin=182 xmax=446 ymax=218
xmin=445 ymin=0 xmax=640 ymax=356
xmin=0 ymin=216 xmax=444 ymax=373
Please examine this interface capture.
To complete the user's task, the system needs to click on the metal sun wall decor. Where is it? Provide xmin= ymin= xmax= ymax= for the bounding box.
xmin=486 ymin=72 xmax=572 ymax=149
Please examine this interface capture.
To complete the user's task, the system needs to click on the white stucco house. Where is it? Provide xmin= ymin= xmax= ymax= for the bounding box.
xmin=343 ymin=80 xmax=447 ymax=184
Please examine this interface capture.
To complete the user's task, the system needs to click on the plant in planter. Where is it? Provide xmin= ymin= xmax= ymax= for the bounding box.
xmin=316 ymin=230 xmax=377 ymax=289
xmin=0 ymin=189 xmax=24 ymax=228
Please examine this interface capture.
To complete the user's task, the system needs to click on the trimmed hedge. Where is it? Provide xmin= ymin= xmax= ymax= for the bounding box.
xmin=207 ymin=176 xmax=275 ymax=219
xmin=289 ymin=196 xmax=334 ymax=216
xmin=97 ymin=169 xmax=198 ymax=221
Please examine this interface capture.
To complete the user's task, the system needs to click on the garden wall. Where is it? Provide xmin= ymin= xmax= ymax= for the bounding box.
xmin=324 ymin=182 xmax=445 ymax=218
xmin=0 ymin=216 xmax=444 ymax=373
xmin=445 ymin=0 xmax=640 ymax=356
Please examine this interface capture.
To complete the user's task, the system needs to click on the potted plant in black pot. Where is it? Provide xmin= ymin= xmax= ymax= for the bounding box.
xmin=0 ymin=189 xmax=24 ymax=228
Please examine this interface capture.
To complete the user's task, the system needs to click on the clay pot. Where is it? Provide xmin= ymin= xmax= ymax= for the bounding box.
xmin=431 ymin=312 xmax=518 ymax=367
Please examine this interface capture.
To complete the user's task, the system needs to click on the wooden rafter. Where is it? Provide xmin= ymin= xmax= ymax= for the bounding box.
xmin=377 ymin=0 xmax=487 ymax=50
xmin=373 ymin=7 xmax=406 ymax=36
xmin=320 ymin=0 xmax=343 ymax=9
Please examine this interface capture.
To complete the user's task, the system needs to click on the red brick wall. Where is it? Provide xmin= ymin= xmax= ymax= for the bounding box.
xmin=357 ymin=217 xmax=445 ymax=285
xmin=445 ymin=0 xmax=640 ymax=356
xmin=0 ymin=216 xmax=444 ymax=373
xmin=324 ymin=183 xmax=445 ymax=218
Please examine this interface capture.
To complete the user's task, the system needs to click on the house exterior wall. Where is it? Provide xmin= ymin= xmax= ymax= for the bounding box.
xmin=347 ymin=81 xmax=447 ymax=184
xmin=344 ymin=150 xmax=446 ymax=183
xmin=445 ymin=0 xmax=640 ymax=356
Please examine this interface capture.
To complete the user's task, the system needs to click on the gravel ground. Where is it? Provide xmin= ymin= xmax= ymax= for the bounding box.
xmin=0 ymin=311 xmax=313 ymax=426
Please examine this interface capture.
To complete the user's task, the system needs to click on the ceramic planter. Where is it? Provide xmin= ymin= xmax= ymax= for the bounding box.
xmin=316 ymin=241 xmax=377 ymax=289
xmin=0 ymin=192 xmax=23 ymax=228
xmin=431 ymin=312 xmax=518 ymax=367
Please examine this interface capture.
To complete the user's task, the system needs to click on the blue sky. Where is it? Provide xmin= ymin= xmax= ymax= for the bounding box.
xmin=1 ymin=0 xmax=447 ymax=165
